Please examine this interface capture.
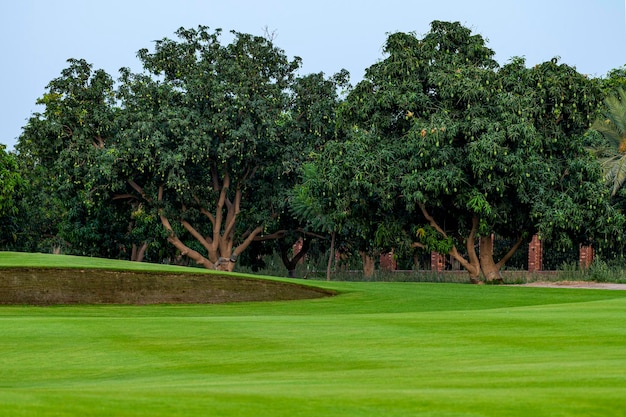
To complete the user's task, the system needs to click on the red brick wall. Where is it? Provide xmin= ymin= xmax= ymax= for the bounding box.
xmin=431 ymin=252 xmax=446 ymax=272
xmin=380 ymin=251 xmax=397 ymax=271
xmin=528 ymin=234 xmax=543 ymax=272
xmin=579 ymin=245 xmax=594 ymax=269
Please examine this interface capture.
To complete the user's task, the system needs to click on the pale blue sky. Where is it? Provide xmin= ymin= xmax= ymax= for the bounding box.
xmin=1 ymin=0 xmax=624 ymax=151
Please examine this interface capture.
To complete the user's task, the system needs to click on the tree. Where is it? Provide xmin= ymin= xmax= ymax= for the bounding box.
xmin=299 ymin=21 xmax=619 ymax=282
xmin=590 ymin=88 xmax=626 ymax=196
xmin=15 ymin=59 xmax=140 ymax=257
xmin=0 ymin=146 xmax=20 ymax=217
xmin=600 ymin=65 xmax=626 ymax=94
xmin=292 ymin=129 xmax=412 ymax=278
xmin=107 ymin=27 xmax=305 ymax=271
xmin=263 ymin=70 xmax=349 ymax=277
xmin=0 ymin=145 xmax=23 ymax=246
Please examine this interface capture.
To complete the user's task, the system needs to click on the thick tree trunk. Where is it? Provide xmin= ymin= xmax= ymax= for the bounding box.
xmin=418 ymin=203 xmax=482 ymax=282
xmin=416 ymin=200 xmax=527 ymax=284
xmin=360 ymin=251 xmax=375 ymax=279
xmin=418 ymin=204 xmax=518 ymax=283
xmin=479 ymin=234 xmax=502 ymax=283
xmin=129 ymin=175 xmax=269 ymax=272
xmin=479 ymin=234 xmax=525 ymax=283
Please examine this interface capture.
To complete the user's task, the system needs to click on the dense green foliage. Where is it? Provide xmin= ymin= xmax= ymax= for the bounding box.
xmin=0 ymin=145 xmax=23 ymax=247
xmin=12 ymin=27 xmax=345 ymax=271
xmin=0 ymin=146 xmax=21 ymax=217
xmin=294 ymin=21 xmax=622 ymax=281
xmin=6 ymin=21 xmax=626 ymax=276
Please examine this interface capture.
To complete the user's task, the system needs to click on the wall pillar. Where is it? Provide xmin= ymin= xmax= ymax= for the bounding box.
xmin=380 ymin=250 xmax=397 ymax=271
xmin=528 ymin=234 xmax=543 ymax=272
xmin=431 ymin=252 xmax=446 ymax=272
xmin=579 ymin=245 xmax=594 ymax=269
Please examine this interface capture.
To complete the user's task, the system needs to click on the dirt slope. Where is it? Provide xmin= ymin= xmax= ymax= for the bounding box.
xmin=0 ymin=268 xmax=334 ymax=305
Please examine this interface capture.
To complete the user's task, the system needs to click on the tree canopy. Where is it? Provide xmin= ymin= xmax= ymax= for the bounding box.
xmin=0 ymin=145 xmax=22 ymax=233
xmin=294 ymin=21 xmax=621 ymax=282
xmin=11 ymin=21 xmax=626 ymax=278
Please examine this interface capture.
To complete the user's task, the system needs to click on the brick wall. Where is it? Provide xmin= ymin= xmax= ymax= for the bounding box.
xmin=528 ymin=234 xmax=543 ymax=272
xmin=579 ymin=245 xmax=594 ymax=269
xmin=380 ymin=251 xmax=397 ymax=271
xmin=431 ymin=252 xmax=446 ymax=272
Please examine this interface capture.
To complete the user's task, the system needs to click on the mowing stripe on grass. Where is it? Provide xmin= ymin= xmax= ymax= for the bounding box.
xmin=1 ymin=253 xmax=626 ymax=416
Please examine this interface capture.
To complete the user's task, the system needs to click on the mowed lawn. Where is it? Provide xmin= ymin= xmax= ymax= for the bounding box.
xmin=1 ymin=253 xmax=626 ymax=416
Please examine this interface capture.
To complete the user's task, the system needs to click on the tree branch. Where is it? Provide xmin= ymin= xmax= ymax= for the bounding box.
xmin=418 ymin=202 xmax=448 ymax=238
xmin=291 ymin=236 xmax=311 ymax=265
xmin=193 ymin=195 xmax=217 ymax=227
xmin=211 ymin=165 xmax=220 ymax=192
xmin=159 ymin=212 xmax=213 ymax=268
xmin=181 ymin=219 xmax=213 ymax=251
xmin=417 ymin=202 xmax=479 ymax=275
xmin=93 ymin=134 xmax=105 ymax=149
xmin=128 ymin=179 xmax=150 ymax=202
xmin=231 ymin=225 xmax=265 ymax=260
xmin=252 ymin=228 xmax=327 ymax=242
xmin=252 ymin=230 xmax=286 ymax=241
xmin=495 ymin=235 xmax=525 ymax=270
xmin=112 ymin=193 xmax=138 ymax=201
xmin=466 ymin=215 xmax=480 ymax=268
xmin=223 ymin=185 xmax=241 ymax=241
xmin=213 ymin=172 xmax=230 ymax=245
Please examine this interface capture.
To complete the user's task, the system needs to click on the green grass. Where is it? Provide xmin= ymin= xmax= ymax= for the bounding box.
xmin=1 ymin=252 xmax=626 ymax=416
xmin=0 ymin=251 xmax=227 ymax=274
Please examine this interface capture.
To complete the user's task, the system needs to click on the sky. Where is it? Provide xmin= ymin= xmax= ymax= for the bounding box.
xmin=1 ymin=0 xmax=625 ymax=151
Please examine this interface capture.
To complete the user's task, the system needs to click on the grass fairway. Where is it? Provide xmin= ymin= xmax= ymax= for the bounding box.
xmin=1 ymin=253 xmax=626 ymax=416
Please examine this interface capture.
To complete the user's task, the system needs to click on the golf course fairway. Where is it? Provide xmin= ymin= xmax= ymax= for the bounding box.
xmin=1 ymin=253 xmax=626 ymax=416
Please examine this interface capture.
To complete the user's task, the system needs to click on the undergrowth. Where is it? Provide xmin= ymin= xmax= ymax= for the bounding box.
xmin=238 ymin=252 xmax=626 ymax=284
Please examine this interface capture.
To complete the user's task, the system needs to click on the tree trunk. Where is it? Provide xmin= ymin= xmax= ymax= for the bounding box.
xmin=479 ymin=234 xmax=502 ymax=283
xmin=360 ymin=251 xmax=375 ymax=279
xmin=413 ymin=253 xmax=421 ymax=270
xmin=480 ymin=234 xmax=525 ymax=283
xmin=279 ymin=236 xmax=311 ymax=278
xmin=215 ymin=257 xmax=236 ymax=272
xmin=131 ymin=242 xmax=148 ymax=262
xmin=416 ymin=203 xmax=526 ymax=284
xmin=326 ymin=231 xmax=335 ymax=281
xmin=417 ymin=203 xmax=482 ymax=282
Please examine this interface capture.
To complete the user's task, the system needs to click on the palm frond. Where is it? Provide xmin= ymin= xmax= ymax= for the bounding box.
xmin=607 ymin=154 xmax=626 ymax=196
xmin=591 ymin=87 xmax=626 ymax=195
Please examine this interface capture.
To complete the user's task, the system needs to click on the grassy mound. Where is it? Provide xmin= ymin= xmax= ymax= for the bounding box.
xmin=0 ymin=252 xmax=334 ymax=305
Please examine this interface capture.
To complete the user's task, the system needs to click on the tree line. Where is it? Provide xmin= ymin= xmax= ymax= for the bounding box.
xmin=2 ymin=21 xmax=626 ymax=282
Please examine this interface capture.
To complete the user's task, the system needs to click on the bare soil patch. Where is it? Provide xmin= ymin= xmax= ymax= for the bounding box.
xmin=0 ymin=268 xmax=335 ymax=305
xmin=516 ymin=281 xmax=626 ymax=290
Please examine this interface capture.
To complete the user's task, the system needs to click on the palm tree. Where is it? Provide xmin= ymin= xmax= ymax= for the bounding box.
xmin=592 ymin=88 xmax=626 ymax=196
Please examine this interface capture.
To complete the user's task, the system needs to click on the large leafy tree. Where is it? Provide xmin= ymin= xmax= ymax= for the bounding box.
xmin=292 ymin=128 xmax=409 ymax=278
xmin=256 ymin=70 xmax=348 ymax=277
xmin=107 ymin=27 xmax=307 ymax=271
xmin=15 ymin=59 xmax=134 ymax=257
xmin=300 ymin=21 xmax=618 ymax=282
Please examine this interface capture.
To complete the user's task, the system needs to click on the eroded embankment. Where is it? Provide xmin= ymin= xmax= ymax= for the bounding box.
xmin=0 ymin=268 xmax=335 ymax=305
